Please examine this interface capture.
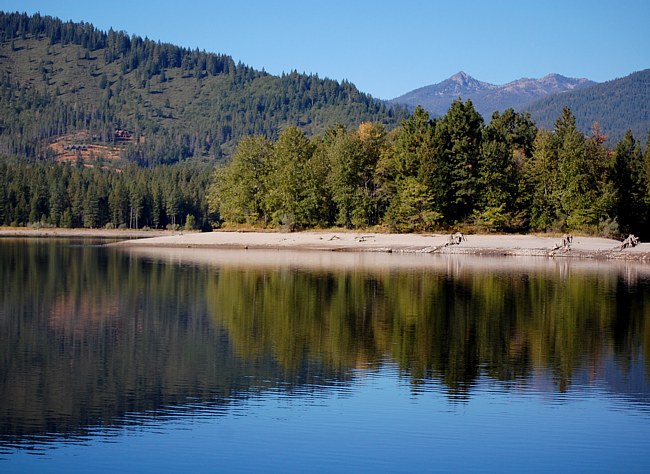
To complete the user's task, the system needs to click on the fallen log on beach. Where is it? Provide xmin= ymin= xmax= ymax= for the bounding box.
xmin=619 ymin=234 xmax=639 ymax=250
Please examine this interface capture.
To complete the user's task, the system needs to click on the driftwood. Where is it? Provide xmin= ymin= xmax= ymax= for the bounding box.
xmin=448 ymin=232 xmax=466 ymax=245
xmin=427 ymin=232 xmax=467 ymax=253
xmin=619 ymin=234 xmax=639 ymax=250
xmin=552 ymin=233 xmax=573 ymax=251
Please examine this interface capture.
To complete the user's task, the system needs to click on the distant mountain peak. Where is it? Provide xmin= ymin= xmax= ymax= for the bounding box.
xmin=449 ymin=71 xmax=482 ymax=87
xmin=429 ymin=71 xmax=495 ymax=97
xmin=450 ymin=71 xmax=472 ymax=82
xmin=390 ymin=72 xmax=596 ymax=118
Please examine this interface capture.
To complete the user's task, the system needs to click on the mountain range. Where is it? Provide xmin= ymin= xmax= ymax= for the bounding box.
xmin=389 ymin=71 xmax=595 ymax=119
xmin=390 ymin=70 xmax=649 ymax=144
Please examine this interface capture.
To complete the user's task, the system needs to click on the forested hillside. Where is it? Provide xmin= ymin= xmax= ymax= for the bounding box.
xmin=0 ymin=11 xmax=406 ymax=165
xmin=526 ymin=69 xmax=650 ymax=144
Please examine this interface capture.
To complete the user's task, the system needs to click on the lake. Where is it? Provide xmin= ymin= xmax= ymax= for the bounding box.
xmin=1 ymin=238 xmax=650 ymax=473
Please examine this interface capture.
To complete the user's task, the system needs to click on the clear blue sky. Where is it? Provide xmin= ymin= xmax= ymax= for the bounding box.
xmin=2 ymin=0 xmax=648 ymax=99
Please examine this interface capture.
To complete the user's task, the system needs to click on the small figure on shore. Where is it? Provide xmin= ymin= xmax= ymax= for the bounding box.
xmin=619 ymin=234 xmax=639 ymax=250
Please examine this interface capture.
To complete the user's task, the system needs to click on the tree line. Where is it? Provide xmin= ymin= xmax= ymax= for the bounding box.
xmin=210 ymin=101 xmax=650 ymax=237
xmin=0 ymin=158 xmax=213 ymax=230
xmin=3 ymin=100 xmax=649 ymax=236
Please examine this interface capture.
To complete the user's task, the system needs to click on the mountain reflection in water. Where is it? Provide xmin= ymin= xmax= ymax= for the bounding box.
xmin=1 ymin=240 xmax=649 ymax=457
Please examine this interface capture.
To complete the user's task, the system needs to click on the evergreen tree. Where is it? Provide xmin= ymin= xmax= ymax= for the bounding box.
xmin=613 ymin=131 xmax=648 ymax=236
xmin=377 ymin=106 xmax=440 ymax=229
xmin=108 ymin=178 xmax=129 ymax=227
xmin=385 ymin=176 xmax=441 ymax=232
xmin=555 ymin=109 xmax=592 ymax=229
xmin=83 ymin=183 xmax=100 ymax=228
xmin=48 ymin=178 xmax=68 ymax=227
xmin=0 ymin=164 xmax=6 ymax=225
xmin=524 ymin=129 xmax=561 ymax=231
xmin=643 ymin=132 xmax=650 ymax=199
xmin=474 ymin=109 xmax=535 ymax=230
xmin=434 ymin=99 xmax=484 ymax=223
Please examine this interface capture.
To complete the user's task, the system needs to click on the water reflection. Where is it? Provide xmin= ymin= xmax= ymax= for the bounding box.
xmin=1 ymin=239 xmax=649 ymax=451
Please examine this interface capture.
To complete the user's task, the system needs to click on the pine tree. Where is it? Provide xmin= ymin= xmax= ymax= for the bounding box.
xmin=524 ymin=129 xmax=560 ymax=231
xmin=83 ymin=184 xmax=100 ymax=228
xmin=435 ymin=99 xmax=484 ymax=223
xmin=475 ymin=109 xmax=534 ymax=229
xmin=377 ymin=107 xmax=440 ymax=228
xmin=613 ymin=131 xmax=648 ymax=236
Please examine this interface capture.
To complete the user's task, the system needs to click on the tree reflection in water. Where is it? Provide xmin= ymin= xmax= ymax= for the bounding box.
xmin=1 ymin=240 xmax=649 ymax=443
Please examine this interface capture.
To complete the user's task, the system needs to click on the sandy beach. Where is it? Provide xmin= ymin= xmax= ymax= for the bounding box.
xmin=2 ymin=227 xmax=648 ymax=261
xmin=105 ymin=230 xmax=650 ymax=261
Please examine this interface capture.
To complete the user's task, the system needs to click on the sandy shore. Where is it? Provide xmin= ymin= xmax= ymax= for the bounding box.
xmin=107 ymin=230 xmax=650 ymax=261
xmin=3 ymin=227 xmax=648 ymax=261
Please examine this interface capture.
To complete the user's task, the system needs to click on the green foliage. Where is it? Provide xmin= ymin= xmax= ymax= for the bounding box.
xmin=263 ymin=127 xmax=320 ymax=229
xmin=184 ymin=214 xmax=196 ymax=230
xmin=326 ymin=123 xmax=385 ymax=228
xmin=434 ymin=99 xmax=484 ymax=222
xmin=524 ymin=129 xmax=560 ymax=230
xmin=0 ymin=157 xmax=212 ymax=229
xmin=385 ymin=176 xmax=442 ymax=232
xmin=523 ymin=108 xmax=617 ymax=234
xmin=0 ymin=12 xmax=407 ymax=165
xmin=208 ymin=135 xmax=272 ymax=225
xmin=472 ymin=204 xmax=512 ymax=232
xmin=476 ymin=108 xmax=535 ymax=227
xmin=613 ymin=131 xmax=649 ymax=235
xmin=377 ymin=106 xmax=442 ymax=229
xmin=207 ymin=102 xmax=650 ymax=236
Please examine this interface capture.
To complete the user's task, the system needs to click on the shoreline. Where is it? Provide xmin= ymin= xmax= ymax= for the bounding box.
xmin=2 ymin=227 xmax=649 ymax=261
xmin=0 ymin=228 xmax=174 ymax=239
xmin=106 ymin=230 xmax=650 ymax=262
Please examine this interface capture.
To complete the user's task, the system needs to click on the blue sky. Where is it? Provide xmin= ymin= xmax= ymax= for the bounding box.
xmin=2 ymin=0 xmax=648 ymax=99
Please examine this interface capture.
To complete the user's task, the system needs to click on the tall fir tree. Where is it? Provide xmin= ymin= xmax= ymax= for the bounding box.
xmin=434 ymin=99 xmax=484 ymax=223
xmin=613 ymin=131 xmax=648 ymax=236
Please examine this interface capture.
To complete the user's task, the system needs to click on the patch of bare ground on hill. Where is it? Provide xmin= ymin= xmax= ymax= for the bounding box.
xmin=109 ymin=230 xmax=650 ymax=262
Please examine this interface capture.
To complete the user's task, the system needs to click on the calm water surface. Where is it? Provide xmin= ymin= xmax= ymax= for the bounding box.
xmin=1 ymin=238 xmax=650 ymax=473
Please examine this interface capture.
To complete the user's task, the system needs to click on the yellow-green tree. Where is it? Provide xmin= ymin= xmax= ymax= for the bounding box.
xmin=262 ymin=127 xmax=319 ymax=229
xmin=208 ymin=135 xmax=272 ymax=225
